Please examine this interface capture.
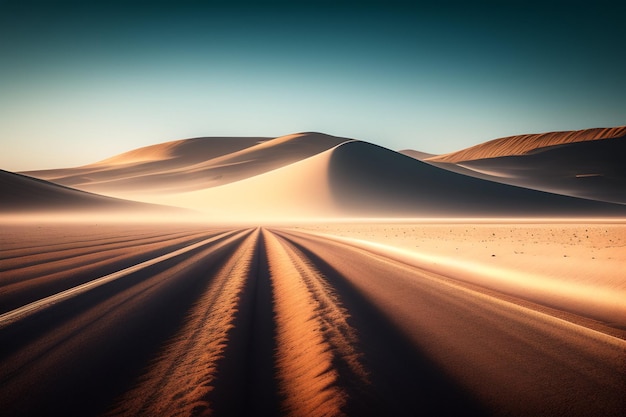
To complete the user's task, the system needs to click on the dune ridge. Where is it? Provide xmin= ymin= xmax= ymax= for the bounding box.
xmin=427 ymin=126 xmax=626 ymax=163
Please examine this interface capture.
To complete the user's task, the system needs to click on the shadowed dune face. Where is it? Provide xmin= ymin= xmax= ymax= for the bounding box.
xmin=22 ymin=133 xmax=350 ymax=198
xmin=0 ymin=169 xmax=182 ymax=218
xmin=427 ymin=125 xmax=626 ymax=163
xmin=456 ymin=138 xmax=626 ymax=204
xmin=326 ymin=141 xmax=626 ymax=217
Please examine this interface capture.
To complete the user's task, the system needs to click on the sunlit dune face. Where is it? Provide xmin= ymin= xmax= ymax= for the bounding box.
xmin=86 ymin=139 xmax=185 ymax=167
xmin=143 ymin=145 xmax=341 ymax=218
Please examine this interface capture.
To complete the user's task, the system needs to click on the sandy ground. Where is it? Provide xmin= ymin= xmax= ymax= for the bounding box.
xmin=291 ymin=221 xmax=626 ymax=331
xmin=1 ymin=221 xmax=624 ymax=417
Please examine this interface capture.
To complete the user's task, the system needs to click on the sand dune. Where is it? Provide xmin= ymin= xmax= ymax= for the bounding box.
xmin=404 ymin=126 xmax=626 ymax=204
xmin=15 ymin=129 xmax=626 ymax=218
xmin=0 ymin=169 xmax=179 ymax=215
xmin=398 ymin=149 xmax=437 ymax=160
xmin=22 ymin=133 xmax=350 ymax=198
xmin=158 ymin=140 xmax=626 ymax=218
xmin=453 ymin=138 xmax=626 ymax=204
xmin=427 ymin=125 xmax=626 ymax=163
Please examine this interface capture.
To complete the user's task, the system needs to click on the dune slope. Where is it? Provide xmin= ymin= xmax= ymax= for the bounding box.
xmin=153 ymin=141 xmax=626 ymax=218
xmin=456 ymin=138 xmax=626 ymax=204
xmin=326 ymin=141 xmax=626 ymax=217
xmin=22 ymin=133 xmax=350 ymax=198
xmin=0 ymin=170 xmax=178 ymax=215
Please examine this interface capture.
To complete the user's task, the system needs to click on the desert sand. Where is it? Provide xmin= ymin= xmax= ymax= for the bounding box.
xmin=292 ymin=220 xmax=626 ymax=333
xmin=0 ymin=221 xmax=624 ymax=417
xmin=111 ymin=139 xmax=626 ymax=219
xmin=2 ymin=128 xmax=625 ymax=416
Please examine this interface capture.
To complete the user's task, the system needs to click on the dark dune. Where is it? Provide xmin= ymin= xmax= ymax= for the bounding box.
xmin=326 ymin=141 xmax=626 ymax=217
xmin=457 ymin=138 xmax=626 ymax=204
xmin=0 ymin=170 xmax=182 ymax=215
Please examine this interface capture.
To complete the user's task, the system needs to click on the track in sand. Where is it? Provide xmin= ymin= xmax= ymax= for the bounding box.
xmin=1 ymin=225 xmax=624 ymax=416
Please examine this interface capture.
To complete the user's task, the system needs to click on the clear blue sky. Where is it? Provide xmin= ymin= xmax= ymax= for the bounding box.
xmin=1 ymin=0 xmax=624 ymax=171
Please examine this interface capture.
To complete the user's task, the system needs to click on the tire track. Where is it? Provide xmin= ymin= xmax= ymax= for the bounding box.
xmin=274 ymin=228 xmax=626 ymax=417
xmin=0 ymin=228 xmax=252 ymax=417
xmin=104 ymin=229 xmax=259 ymax=417
xmin=3 ymin=223 xmax=621 ymax=416
xmin=263 ymin=229 xmax=368 ymax=417
xmin=0 ymin=228 xmax=212 ymax=271
xmin=0 ymin=229 xmax=242 ymax=328
xmin=0 ymin=230 xmax=228 ymax=313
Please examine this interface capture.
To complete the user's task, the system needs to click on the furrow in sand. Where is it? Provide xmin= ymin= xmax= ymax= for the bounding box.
xmin=0 ymin=229 xmax=241 ymax=328
xmin=263 ymin=229 xmax=367 ymax=417
xmin=0 ymin=228 xmax=213 ymax=272
xmin=104 ymin=229 xmax=259 ymax=417
xmin=0 ymin=231 xmax=228 ymax=314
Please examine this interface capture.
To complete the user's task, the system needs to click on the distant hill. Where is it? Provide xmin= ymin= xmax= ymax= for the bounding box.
xmin=420 ymin=126 xmax=626 ymax=204
xmin=0 ymin=169 xmax=182 ymax=215
xmin=426 ymin=126 xmax=626 ymax=163
xmin=398 ymin=150 xmax=437 ymax=161
xmin=22 ymin=133 xmax=350 ymax=198
xmin=19 ymin=130 xmax=626 ymax=218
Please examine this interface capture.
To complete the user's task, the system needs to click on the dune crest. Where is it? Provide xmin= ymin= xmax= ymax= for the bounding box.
xmin=427 ymin=126 xmax=626 ymax=163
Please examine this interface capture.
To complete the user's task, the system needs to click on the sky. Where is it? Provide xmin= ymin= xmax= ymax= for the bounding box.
xmin=1 ymin=0 xmax=625 ymax=171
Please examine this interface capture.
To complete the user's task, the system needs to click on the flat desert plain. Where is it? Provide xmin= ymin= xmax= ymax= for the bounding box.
xmin=1 ymin=219 xmax=624 ymax=417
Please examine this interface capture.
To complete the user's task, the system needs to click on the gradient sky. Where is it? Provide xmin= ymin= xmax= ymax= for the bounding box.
xmin=1 ymin=0 xmax=624 ymax=171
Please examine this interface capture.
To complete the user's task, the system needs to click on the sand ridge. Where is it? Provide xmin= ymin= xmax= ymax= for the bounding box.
xmin=427 ymin=125 xmax=626 ymax=163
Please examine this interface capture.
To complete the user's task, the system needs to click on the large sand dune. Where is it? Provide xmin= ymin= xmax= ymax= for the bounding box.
xmin=154 ymin=140 xmax=626 ymax=218
xmin=451 ymin=137 xmax=626 ymax=204
xmin=23 ymin=133 xmax=349 ymax=198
